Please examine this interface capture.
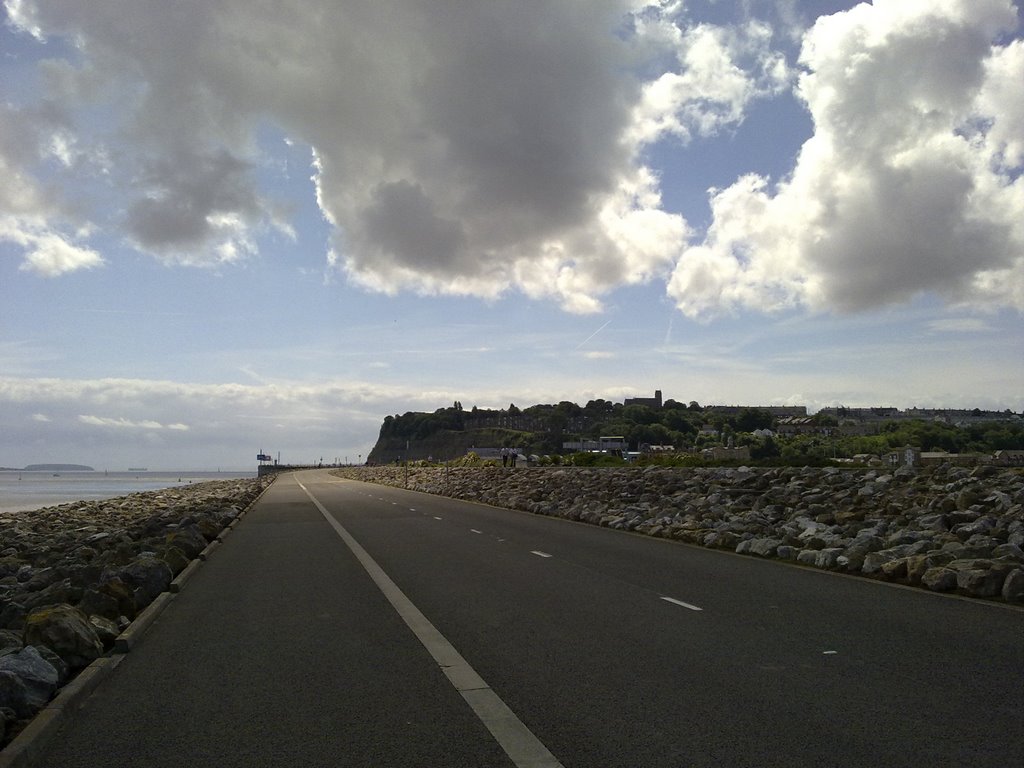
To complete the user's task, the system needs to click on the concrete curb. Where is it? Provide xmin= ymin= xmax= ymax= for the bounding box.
xmin=113 ymin=592 xmax=174 ymax=653
xmin=197 ymin=540 xmax=221 ymax=561
xmin=0 ymin=475 xmax=276 ymax=767
xmin=169 ymin=557 xmax=202 ymax=594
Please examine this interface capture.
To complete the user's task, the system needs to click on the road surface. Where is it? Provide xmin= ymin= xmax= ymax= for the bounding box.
xmin=38 ymin=470 xmax=1024 ymax=767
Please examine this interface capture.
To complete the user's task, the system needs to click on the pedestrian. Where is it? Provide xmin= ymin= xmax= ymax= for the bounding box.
xmin=501 ymin=447 xmax=508 ymax=467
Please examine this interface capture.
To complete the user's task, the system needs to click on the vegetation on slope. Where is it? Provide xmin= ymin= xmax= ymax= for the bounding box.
xmin=367 ymin=400 xmax=1023 ymax=466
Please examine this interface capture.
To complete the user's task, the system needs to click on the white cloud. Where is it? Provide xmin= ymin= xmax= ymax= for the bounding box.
xmin=2 ymin=216 xmax=104 ymax=276
xmin=628 ymin=17 xmax=790 ymax=146
xmin=668 ymin=0 xmax=1024 ymax=318
xmin=3 ymin=0 xmax=1021 ymax=323
xmin=78 ymin=415 xmax=182 ymax=430
xmin=926 ymin=317 xmax=994 ymax=334
xmin=1 ymin=0 xmax=701 ymax=310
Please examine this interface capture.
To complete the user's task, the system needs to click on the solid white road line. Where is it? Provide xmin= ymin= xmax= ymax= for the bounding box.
xmin=297 ymin=481 xmax=564 ymax=768
xmin=660 ymin=596 xmax=703 ymax=612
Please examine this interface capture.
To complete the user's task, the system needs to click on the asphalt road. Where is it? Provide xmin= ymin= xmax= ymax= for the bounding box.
xmin=39 ymin=470 xmax=1024 ymax=767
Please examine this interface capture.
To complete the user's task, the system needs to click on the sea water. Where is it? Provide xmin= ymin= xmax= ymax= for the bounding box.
xmin=0 ymin=470 xmax=256 ymax=514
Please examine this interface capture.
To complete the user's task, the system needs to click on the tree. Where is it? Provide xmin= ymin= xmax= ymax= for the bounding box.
xmin=736 ymin=408 xmax=774 ymax=432
xmin=750 ymin=436 xmax=780 ymax=461
xmin=621 ymin=404 xmax=659 ymax=425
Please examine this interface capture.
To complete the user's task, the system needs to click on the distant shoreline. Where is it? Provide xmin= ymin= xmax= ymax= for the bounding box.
xmin=1 ymin=464 xmax=95 ymax=472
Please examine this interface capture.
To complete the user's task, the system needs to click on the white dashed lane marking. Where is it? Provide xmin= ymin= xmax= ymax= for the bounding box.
xmin=660 ymin=596 xmax=703 ymax=612
xmin=531 ymin=551 xmax=553 ymax=558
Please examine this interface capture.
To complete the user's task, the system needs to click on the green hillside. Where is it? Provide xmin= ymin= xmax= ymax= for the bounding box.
xmin=366 ymin=400 xmax=1024 ymax=466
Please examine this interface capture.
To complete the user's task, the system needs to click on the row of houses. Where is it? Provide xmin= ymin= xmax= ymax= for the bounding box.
xmin=818 ymin=406 xmax=1019 ymax=426
xmin=886 ymin=447 xmax=1024 ymax=468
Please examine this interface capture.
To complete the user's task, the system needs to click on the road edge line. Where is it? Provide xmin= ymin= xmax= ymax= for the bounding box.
xmin=297 ymin=479 xmax=564 ymax=768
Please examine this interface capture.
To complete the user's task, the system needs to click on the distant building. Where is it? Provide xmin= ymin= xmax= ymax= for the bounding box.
xmin=640 ymin=444 xmax=675 ymax=454
xmin=562 ymin=436 xmax=629 ymax=454
xmin=993 ymin=450 xmax=1024 ymax=466
xmin=624 ymin=390 xmax=663 ymax=409
xmin=702 ymin=446 xmax=751 ymax=462
xmin=886 ymin=446 xmax=983 ymax=468
xmin=776 ymin=416 xmax=832 ymax=436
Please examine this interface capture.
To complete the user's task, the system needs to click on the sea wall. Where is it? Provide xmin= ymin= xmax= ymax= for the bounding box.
xmin=333 ymin=464 xmax=1024 ymax=603
xmin=0 ymin=476 xmax=272 ymax=742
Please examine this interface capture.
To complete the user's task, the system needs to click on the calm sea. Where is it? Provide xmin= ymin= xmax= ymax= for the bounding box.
xmin=0 ymin=470 xmax=257 ymax=514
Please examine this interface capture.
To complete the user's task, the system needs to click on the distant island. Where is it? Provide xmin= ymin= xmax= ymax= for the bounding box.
xmin=20 ymin=464 xmax=95 ymax=472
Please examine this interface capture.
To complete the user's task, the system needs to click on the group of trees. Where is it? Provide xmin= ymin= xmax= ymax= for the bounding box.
xmin=376 ymin=398 xmax=1023 ymax=466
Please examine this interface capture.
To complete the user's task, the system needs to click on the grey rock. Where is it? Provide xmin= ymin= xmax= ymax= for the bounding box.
xmin=0 ymin=672 xmax=33 ymax=719
xmin=77 ymin=587 xmax=122 ymax=621
xmin=815 ymin=548 xmax=844 ymax=569
xmin=0 ymin=630 xmax=21 ymax=657
xmin=991 ymin=543 xmax=1024 ymax=561
xmin=796 ymin=549 xmax=818 ymax=565
xmin=88 ymin=615 xmax=120 ymax=648
xmin=956 ymin=568 xmax=1007 ymax=598
xmin=916 ymin=513 xmax=949 ymax=532
xmin=23 ymin=603 xmax=103 ymax=671
xmin=1001 ymin=569 xmax=1024 ymax=603
xmin=921 ymin=567 xmax=958 ymax=592
xmin=34 ymin=645 xmax=68 ymax=684
xmin=747 ymin=538 xmax=783 ymax=557
xmin=118 ymin=556 xmax=172 ymax=610
xmin=0 ymin=646 xmax=58 ymax=717
xmin=775 ymin=545 xmax=798 ymax=560
xmin=862 ymin=550 xmax=900 ymax=575
xmin=22 ymin=578 xmax=76 ymax=612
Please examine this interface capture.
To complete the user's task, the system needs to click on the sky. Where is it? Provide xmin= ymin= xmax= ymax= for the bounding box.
xmin=1 ymin=0 xmax=1022 ymax=470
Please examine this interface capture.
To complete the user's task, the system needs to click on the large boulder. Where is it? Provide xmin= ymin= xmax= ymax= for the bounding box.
xmin=163 ymin=525 xmax=208 ymax=559
xmin=1001 ymin=569 xmax=1024 ymax=603
xmin=159 ymin=545 xmax=191 ymax=576
xmin=95 ymin=576 xmax=138 ymax=619
xmin=0 ymin=630 xmax=22 ymax=657
xmin=921 ymin=567 xmax=958 ymax=592
xmin=118 ymin=556 xmax=173 ymax=611
xmin=22 ymin=578 xmax=76 ymax=612
xmin=77 ymin=587 xmax=122 ymax=622
xmin=22 ymin=604 xmax=103 ymax=671
xmin=88 ymin=615 xmax=121 ymax=649
xmin=955 ymin=566 xmax=1008 ymax=598
xmin=0 ymin=646 xmax=59 ymax=718
xmin=747 ymin=538 xmax=783 ymax=557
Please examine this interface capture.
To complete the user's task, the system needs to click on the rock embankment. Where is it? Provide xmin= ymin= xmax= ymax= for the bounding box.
xmin=333 ymin=464 xmax=1024 ymax=604
xmin=0 ymin=477 xmax=271 ymax=741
